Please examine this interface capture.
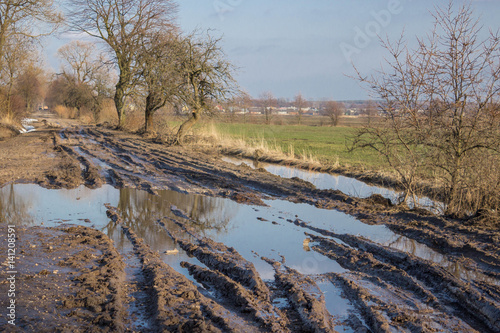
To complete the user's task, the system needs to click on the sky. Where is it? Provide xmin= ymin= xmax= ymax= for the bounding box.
xmin=46 ymin=0 xmax=500 ymax=101
xmin=176 ymin=0 xmax=499 ymax=101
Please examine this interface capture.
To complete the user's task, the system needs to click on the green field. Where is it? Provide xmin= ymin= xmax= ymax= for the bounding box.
xmin=206 ymin=121 xmax=385 ymax=169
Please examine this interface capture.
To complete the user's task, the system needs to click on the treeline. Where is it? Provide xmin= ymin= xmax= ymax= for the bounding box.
xmin=0 ymin=1 xmax=62 ymax=124
xmin=222 ymin=93 xmax=379 ymax=126
xmin=1 ymin=0 xmax=238 ymax=143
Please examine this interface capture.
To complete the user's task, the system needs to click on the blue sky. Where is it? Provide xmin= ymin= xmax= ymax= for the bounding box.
xmin=176 ymin=0 xmax=499 ymax=100
xmin=46 ymin=0 xmax=499 ymax=101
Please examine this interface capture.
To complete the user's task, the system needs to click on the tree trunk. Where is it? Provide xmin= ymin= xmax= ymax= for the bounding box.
xmin=114 ymin=90 xmax=125 ymax=128
xmin=175 ymin=110 xmax=201 ymax=144
xmin=145 ymin=108 xmax=154 ymax=133
xmin=114 ymin=78 xmax=128 ymax=129
xmin=144 ymin=94 xmax=156 ymax=133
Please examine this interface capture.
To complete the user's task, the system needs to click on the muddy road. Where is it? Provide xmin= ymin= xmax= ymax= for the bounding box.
xmin=0 ymin=115 xmax=499 ymax=332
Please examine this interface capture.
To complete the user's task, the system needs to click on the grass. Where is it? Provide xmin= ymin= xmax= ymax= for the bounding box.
xmin=191 ymin=120 xmax=386 ymax=170
xmin=149 ymin=112 xmax=387 ymax=171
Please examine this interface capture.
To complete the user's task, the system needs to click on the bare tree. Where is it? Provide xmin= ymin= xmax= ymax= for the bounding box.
xmin=0 ymin=0 xmax=62 ymax=65
xmin=363 ymin=100 xmax=378 ymax=125
xmin=66 ymin=0 xmax=178 ymax=128
xmin=16 ymin=65 xmax=45 ymax=113
xmin=323 ymin=100 xmax=344 ymax=126
xmin=57 ymin=41 xmax=101 ymax=85
xmin=227 ymin=90 xmax=252 ymax=123
xmin=294 ymin=92 xmax=307 ymax=125
xmin=0 ymin=35 xmax=35 ymax=119
xmin=174 ymin=31 xmax=238 ymax=143
xmin=56 ymin=40 xmax=113 ymax=121
xmin=136 ymin=31 xmax=180 ymax=133
xmin=260 ymin=91 xmax=276 ymax=125
xmin=353 ymin=2 xmax=500 ymax=217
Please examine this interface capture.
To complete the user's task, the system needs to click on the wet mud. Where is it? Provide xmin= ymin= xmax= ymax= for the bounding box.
xmin=1 ymin=116 xmax=499 ymax=331
xmin=0 ymin=226 xmax=127 ymax=332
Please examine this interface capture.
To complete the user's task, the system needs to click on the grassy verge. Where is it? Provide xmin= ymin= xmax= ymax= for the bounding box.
xmin=149 ymin=115 xmax=403 ymax=193
xmin=200 ymin=121 xmax=386 ymax=170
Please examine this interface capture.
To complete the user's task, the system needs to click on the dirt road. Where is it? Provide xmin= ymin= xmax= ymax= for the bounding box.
xmin=0 ymin=113 xmax=499 ymax=332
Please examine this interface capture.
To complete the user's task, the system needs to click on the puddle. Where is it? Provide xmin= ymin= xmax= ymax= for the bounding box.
xmin=316 ymin=280 xmax=359 ymax=332
xmin=222 ymin=156 xmax=440 ymax=212
xmin=222 ymin=156 xmax=393 ymax=197
xmin=19 ymin=118 xmax=37 ymax=133
xmin=1 ymin=184 xmax=497 ymax=311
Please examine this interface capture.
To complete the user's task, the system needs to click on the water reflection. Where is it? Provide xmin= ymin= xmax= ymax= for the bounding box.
xmin=109 ymin=188 xmax=237 ymax=252
xmin=222 ymin=156 xmax=441 ymax=212
xmin=222 ymin=156 xmax=394 ymax=198
xmin=0 ymin=184 xmax=495 ymax=286
xmin=385 ymin=235 xmax=497 ymax=283
xmin=0 ymin=184 xmax=35 ymax=225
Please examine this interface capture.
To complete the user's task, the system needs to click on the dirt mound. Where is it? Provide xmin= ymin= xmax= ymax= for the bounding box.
xmin=0 ymin=123 xmax=19 ymax=140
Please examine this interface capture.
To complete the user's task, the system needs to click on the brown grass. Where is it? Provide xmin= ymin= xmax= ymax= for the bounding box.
xmin=53 ymin=105 xmax=78 ymax=119
xmin=122 ymin=110 xmax=144 ymax=132
xmin=98 ymin=100 xmax=118 ymax=125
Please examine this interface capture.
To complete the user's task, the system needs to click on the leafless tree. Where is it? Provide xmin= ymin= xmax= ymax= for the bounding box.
xmin=66 ymin=0 xmax=178 ymax=128
xmin=0 ymin=35 xmax=36 ymax=119
xmin=226 ymin=90 xmax=252 ymax=123
xmin=294 ymin=92 xmax=307 ymax=125
xmin=57 ymin=41 xmax=101 ymax=85
xmin=363 ymin=100 xmax=378 ymax=125
xmin=56 ymin=40 xmax=113 ymax=121
xmin=16 ymin=65 xmax=45 ymax=113
xmin=352 ymin=2 xmax=500 ymax=217
xmin=0 ymin=0 xmax=62 ymax=65
xmin=323 ymin=100 xmax=344 ymax=126
xmin=260 ymin=91 xmax=276 ymax=125
xmin=136 ymin=30 xmax=180 ymax=133
xmin=173 ymin=31 xmax=238 ymax=143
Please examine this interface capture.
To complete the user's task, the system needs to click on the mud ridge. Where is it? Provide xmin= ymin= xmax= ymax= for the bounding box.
xmin=162 ymin=214 xmax=271 ymax=302
xmin=61 ymin=226 xmax=127 ymax=331
xmin=181 ymin=261 xmax=289 ymax=332
xmin=263 ymin=257 xmax=336 ymax=333
xmin=386 ymin=217 xmax=500 ymax=272
xmin=308 ymin=232 xmax=438 ymax=303
xmin=309 ymin=232 xmax=500 ymax=333
xmin=106 ymin=205 xmax=261 ymax=332
xmin=321 ymin=231 xmax=500 ymax=333
xmin=59 ymin=145 xmax=103 ymax=188
xmin=326 ymin=272 xmax=477 ymax=332
xmin=327 ymin=273 xmax=392 ymax=333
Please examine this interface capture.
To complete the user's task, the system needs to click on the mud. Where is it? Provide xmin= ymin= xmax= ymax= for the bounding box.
xmin=1 ymin=111 xmax=499 ymax=331
xmin=160 ymin=210 xmax=271 ymax=302
xmin=0 ymin=226 xmax=126 ymax=332
xmin=262 ymin=257 xmax=336 ymax=333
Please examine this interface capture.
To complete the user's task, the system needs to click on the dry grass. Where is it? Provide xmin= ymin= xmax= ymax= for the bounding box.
xmin=0 ymin=114 xmax=18 ymax=127
xmin=0 ymin=114 xmax=21 ymax=140
xmin=122 ymin=110 xmax=144 ymax=132
xmin=53 ymin=105 xmax=78 ymax=119
xmin=98 ymin=100 xmax=118 ymax=125
xmin=181 ymin=121 xmax=324 ymax=170
xmin=187 ymin=121 xmax=452 ymax=211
